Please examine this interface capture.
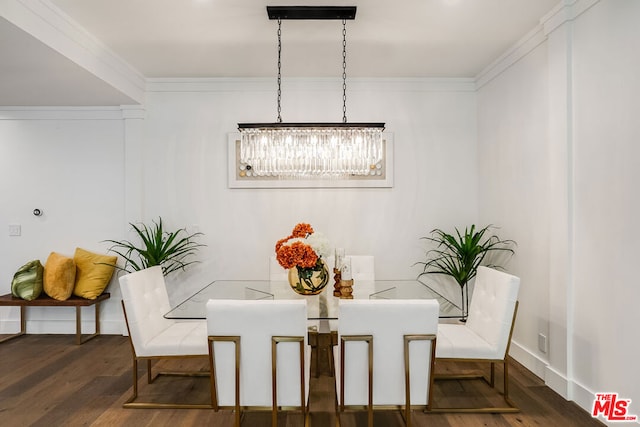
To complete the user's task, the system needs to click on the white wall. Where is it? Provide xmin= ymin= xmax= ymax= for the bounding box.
xmin=571 ymin=0 xmax=640 ymax=415
xmin=142 ymin=78 xmax=479 ymax=300
xmin=0 ymin=108 xmax=126 ymax=334
xmin=0 ymin=79 xmax=479 ymax=333
xmin=477 ymin=0 xmax=640 ymax=421
xmin=477 ymin=40 xmax=551 ymax=373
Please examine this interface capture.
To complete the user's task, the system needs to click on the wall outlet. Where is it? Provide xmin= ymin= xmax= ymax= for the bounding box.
xmin=538 ymin=333 xmax=548 ymax=354
xmin=8 ymin=224 xmax=21 ymax=236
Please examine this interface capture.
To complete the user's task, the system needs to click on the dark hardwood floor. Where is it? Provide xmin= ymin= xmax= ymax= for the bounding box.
xmin=0 ymin=334 xmax=604 ymax=426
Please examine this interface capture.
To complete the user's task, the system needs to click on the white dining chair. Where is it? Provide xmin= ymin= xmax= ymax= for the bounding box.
xmin=335 ymin=299 xmax=439 ymax=427
xmin=207 ymin=299 xmax=310 ymax=427
xmin=431 ymin=265 xmax=521 ymax=413
xmin=319 ymin=254 xmax=376 ymax=377
xmin=307 ymin=254 xmax=375 ymax=379
xmin=119 ymin=266 xmax=210 ymax=408
xmin=270 ymin=254 xmax=328 ymax=377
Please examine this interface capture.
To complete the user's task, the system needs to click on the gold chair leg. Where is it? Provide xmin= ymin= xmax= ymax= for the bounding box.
xmin=340 ymin=335 xmax=373 ymax=427
xmin=404 ymin=334 xmax=437 ymax=427
xmin=502 ymin=359 xmax=518 ymax=408
xmin=428 ymin=358 xmax=519 ymax=413
xmin=272 ymin=336 xmax=306 ymax=427
xmin=121 ymin=302 xmax=212 ymax=409
xmin=209 ymin=336 xmax=241 ymax=425
xmin=490 ymin=361 xmax=495 ymax=387
xmin=122 ymin=355 xmax=212 ymax=409
xmin=334 ymin=369 xmax=341 ymax=427
xmin=132 ymin=358 xmax=138 ymax=399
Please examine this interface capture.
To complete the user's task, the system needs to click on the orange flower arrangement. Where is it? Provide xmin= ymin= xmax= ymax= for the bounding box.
xmin=277 ymin=223 xmax=331 ymax=294
xmin=275 ymin=223 xmax=329 ymax=270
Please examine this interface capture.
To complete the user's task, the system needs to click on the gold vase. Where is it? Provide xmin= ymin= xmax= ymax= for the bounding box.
xmin=288 ymin=259 xmax=330 ymax=295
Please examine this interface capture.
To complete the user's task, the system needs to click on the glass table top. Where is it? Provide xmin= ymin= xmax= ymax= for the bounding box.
xmin=165 ymin=279 xmax=462 ymax=320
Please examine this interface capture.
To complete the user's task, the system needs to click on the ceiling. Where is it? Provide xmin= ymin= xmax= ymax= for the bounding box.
xmin=0 ymin=0 xmax=559 ymax=107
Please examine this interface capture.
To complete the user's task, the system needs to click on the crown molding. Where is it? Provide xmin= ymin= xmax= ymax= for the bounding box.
xmin=541 ymin=0 xmax=600 ymax=36
xmin=1 ymin=0 xmax=145 ymax=104
xmin=475 ymin=24 xmax=547 ymax=89
xmin=475 ymin=0 xmax=601 ymax=89
xmin=0 ymin=106 xmax=131 ymax=120
xmin=146 ymin=77 xmax=477 ymax=93
xmin=120 ymin=105 xmax=146 ymax=120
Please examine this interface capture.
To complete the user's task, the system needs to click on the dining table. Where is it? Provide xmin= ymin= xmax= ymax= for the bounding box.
xmin=164 ymin=279 xmax=463 ymax=321
xmin=165 ymin=278 xmax=462 ymax=376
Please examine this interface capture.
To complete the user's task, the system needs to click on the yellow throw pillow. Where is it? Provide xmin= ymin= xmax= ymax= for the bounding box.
xmin=43 ymin=252 xmax=76 ymax=301
xmin=73 ymin=248 xmax=117 ymax=300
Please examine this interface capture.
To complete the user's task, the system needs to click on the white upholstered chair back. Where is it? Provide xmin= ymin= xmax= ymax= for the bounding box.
xmin=206 ymin=299 xmax=310 ymax=407
xmin=120 ymin=266 xmax=208 ymax=358
xmin=336 ymin=299 xmax=439 ymax=406
xmin=465 ymin=266 xmax=520 ymax=359
xmin=432 ymin=266 xmax=521 ymax=412
xmin=119 ymin=266 xmax=173 ymax=354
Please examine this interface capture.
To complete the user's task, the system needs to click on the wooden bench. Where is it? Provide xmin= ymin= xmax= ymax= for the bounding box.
xmin=0 ymin=293 xmax=110 ymax=345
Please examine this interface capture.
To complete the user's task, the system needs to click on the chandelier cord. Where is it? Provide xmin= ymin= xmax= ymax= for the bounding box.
xmin=277 ymin=18 xmax=282 ymax=123
xmin=342 ymin=19 xmax=347 ymax=123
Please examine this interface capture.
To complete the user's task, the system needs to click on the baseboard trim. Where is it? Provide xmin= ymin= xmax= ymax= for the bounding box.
xmin=0 ymin=319 xmax=125 ymax=336
xmin=509 ymin=339 xmax=548 ymax=379
xmin=510 ymin=340 xmax=606 ymax=419
xmin=570 ymin=379 xmax=603 ymax=423
xmin=510 ymin=339 xmax=569 ymax=399
xmin=544 ymin=365 xmax=570 ymax=400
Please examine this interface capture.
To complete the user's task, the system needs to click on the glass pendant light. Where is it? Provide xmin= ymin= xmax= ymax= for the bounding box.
xmin=238 ymin=6 xmax=385 ymax=178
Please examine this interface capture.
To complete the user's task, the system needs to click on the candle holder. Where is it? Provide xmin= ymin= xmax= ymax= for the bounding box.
xmin=339 ymin=279 xmax=354 ymax=299
xmin=334 ymin=248 xmax=345 ymax=297
xmin=333 ymin=268 xmax=342 ymax=297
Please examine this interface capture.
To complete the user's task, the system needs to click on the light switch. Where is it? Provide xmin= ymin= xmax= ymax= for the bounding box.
xmin=9 ymin=224 xmax=21 ymax=236
xmin=538 ymin=333 xmax=548 ymax=353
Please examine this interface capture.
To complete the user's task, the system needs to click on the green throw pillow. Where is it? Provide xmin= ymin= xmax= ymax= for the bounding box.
xmin=11 ymin=260 xmax=44 ymax=301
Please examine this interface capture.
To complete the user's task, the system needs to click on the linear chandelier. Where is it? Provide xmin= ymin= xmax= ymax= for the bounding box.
xmin=238 ymin=6 xmax=385 ymax=178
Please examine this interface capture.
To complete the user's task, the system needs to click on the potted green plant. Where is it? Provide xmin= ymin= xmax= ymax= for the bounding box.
xmin=415 ymin=224 xmax=515 ymax=321
xmin=105 ymin=217 xmax=204 ymax=276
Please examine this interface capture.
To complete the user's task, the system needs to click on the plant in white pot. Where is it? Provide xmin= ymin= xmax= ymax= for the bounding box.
xmin=415 ymin=224 xmax=515 ymax=321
